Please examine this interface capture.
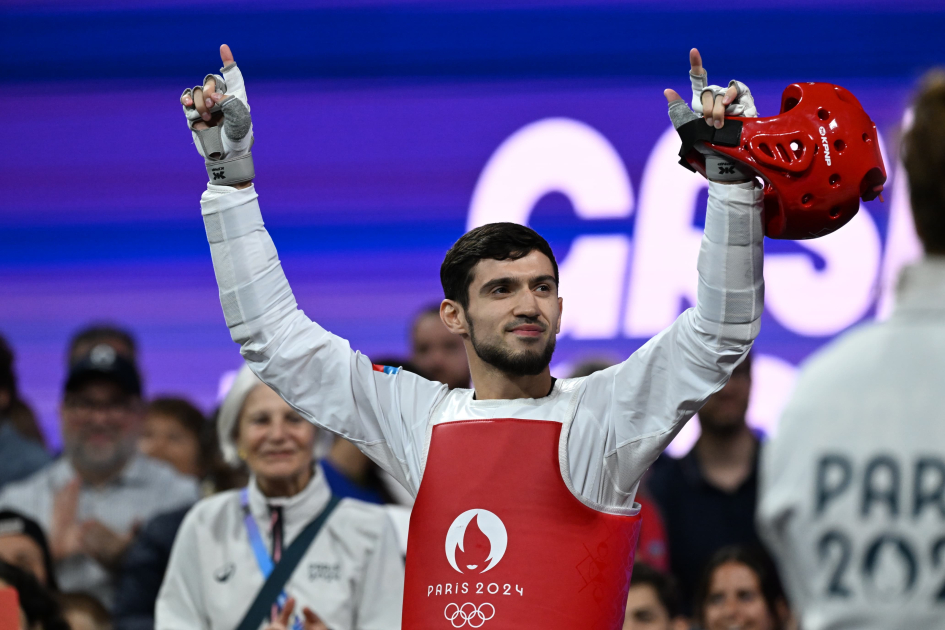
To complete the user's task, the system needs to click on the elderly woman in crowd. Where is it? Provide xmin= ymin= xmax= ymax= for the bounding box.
xmin=694 ymin=546 xmax=792 ymax=630
xmin=156 ymin=364 xmax=404 ymax=630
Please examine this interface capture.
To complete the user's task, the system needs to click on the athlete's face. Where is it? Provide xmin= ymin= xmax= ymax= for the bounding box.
xmin=461 ymin=250 xmax=561 ymax=377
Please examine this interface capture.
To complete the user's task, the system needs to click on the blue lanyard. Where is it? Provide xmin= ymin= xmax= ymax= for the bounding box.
xmin=240 ymin=488 xmax=302 ymax=630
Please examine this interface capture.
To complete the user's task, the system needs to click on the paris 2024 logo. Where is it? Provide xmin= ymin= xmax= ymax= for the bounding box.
xmin=445 ymin=509 xmax=507 ymax=573
xmin=430 ymin=509 xmax=524 ymax=627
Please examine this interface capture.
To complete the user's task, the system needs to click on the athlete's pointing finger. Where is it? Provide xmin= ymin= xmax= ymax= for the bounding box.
xmin=220 ymin=43 xmax=235 ymax=67
xmin=690 ymin=47 xmax=704 ymax=77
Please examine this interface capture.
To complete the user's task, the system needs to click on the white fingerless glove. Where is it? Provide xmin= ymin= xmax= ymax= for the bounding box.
xmin=181 ymin=62 xmax=254 ymax=185
xmin=687 ymin=70 xmax=757 ymax=182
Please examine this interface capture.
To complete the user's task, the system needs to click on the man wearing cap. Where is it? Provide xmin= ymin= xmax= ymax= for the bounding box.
xmin=0 ymin=343 xmax=200 ymax=609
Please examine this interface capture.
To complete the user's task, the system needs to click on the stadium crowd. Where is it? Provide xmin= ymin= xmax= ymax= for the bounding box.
xmin=1 ymin=69 xmax=944 ymax=630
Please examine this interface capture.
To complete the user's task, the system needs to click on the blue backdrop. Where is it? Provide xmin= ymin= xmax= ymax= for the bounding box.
xmin=1 ymin=0 xmax=940 ymax=450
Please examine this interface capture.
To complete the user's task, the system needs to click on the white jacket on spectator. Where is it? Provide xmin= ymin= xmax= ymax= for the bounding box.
xmin=156 ymin=464 xmax=404 ymax=630
xmin=758 ymin=257 xmax=945 ymax=630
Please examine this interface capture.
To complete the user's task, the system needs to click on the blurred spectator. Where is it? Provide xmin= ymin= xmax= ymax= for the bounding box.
xmin=156 ymin=364 xmax=404 ymax=630
xmin=0 ymin=344 xmax=199 ymax=609
xmin=568 ymin=360 xmax=669 ymax=572
xmin=757 ymin=70 xmax=945 ymax=629
xmin=409 ymin=304 xmax=470 ymax=390
xmin=323 ymin=438 xmax=395 ymax=505
xmin=623 ymin=563 xmax=688 ymax=630
xmin=139 ymin=398 xmax=204 ymax=478
xmin=693 ymin=546 xmax=790 ymax=630
xmin=0 ymin=510 xmax=57 ymax=591
xmin=0 ymin=561 xmax=70 ymax=630
xmin=60 ymin=592 xmax=112 ymax=630
xmin=648 ymin=354 xmax=758 ymax=610
xmin=141 ymin=399 xmax=241 ymax=496
xmin=68 ymin=325 xmax=137 ymax=368
xmin=114 ymin=506 xmax=190 ymax=630
xmin=0 ymin=333 xmax=46 ymax=447
xmin=202 ymin=407 xmax=248 ymax=494
xmin=321 ymin=357 xmax=415 ymax=507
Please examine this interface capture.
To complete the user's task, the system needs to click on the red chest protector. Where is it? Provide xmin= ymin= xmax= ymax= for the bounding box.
xmin=403 ymin=419 xmax=642 ymax=629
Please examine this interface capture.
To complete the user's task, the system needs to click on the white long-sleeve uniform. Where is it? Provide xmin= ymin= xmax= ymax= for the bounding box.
xmin=757 ymin=257 xmax=945 ymax=630
xmin=202 ymin=180 xmax=764 ymax=510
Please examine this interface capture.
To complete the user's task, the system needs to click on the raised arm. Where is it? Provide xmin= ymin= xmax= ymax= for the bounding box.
xmin=181 ymin=46 xmax=445 ymax=495
xmin=567 ymin=50 xmax=764 ymax=510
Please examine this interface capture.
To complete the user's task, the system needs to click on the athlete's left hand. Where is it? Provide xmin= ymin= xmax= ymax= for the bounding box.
xmin=179 ymin=44 xmax=254 ymax=187
xmin=664 ymin=48 xmax=757 ymax=127
xmin=663 ymin=49 xmax=757 ymax=183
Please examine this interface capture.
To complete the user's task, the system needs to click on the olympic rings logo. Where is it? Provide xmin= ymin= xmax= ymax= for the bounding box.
xmin=444 ymin=603 xmax=495 ymax=628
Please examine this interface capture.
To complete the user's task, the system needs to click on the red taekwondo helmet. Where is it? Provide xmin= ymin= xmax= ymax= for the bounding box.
xmin=677 ymin=83 xmax=887 ymax=240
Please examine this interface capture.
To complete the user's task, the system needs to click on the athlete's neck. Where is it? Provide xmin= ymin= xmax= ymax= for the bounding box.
xmin=470 ymin=363 xmax=555 ymax=400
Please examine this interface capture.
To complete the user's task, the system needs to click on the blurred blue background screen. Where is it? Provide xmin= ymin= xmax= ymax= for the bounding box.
xmin=1 ymin=0 xmax=941 ymax=450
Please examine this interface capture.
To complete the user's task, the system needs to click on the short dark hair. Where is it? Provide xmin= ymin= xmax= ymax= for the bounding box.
xmin=147 ymin=397 xmax=205 ymax=441
xmin=440 ymin=223 xmax=559 ymax=309
xmin=630 ymin=562 xmax=681 ymax=618
xmin=903 ymin=68 xmax=945 ymax=254
xmin=67 ymin=324 xmax=137 ymax=367
xmin=694 ymin=546 xmax=786 ymax=629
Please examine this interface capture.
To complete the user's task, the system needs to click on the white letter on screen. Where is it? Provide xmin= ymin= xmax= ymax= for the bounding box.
xmin=468 ymin=118 xmax=634 ymax=339
xmin=764 ymin=207 xmax=882 ymax=336
xmin=624 ymin=125 xmax=706 ymax=337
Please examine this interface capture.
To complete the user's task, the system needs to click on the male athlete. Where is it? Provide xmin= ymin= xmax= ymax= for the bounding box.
xmin=179 ymin=46 xmax=764 ymax=629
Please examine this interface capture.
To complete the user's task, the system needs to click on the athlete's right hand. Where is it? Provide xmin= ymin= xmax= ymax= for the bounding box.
xmin=180 ymin=44 xmax=255 ymax=186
